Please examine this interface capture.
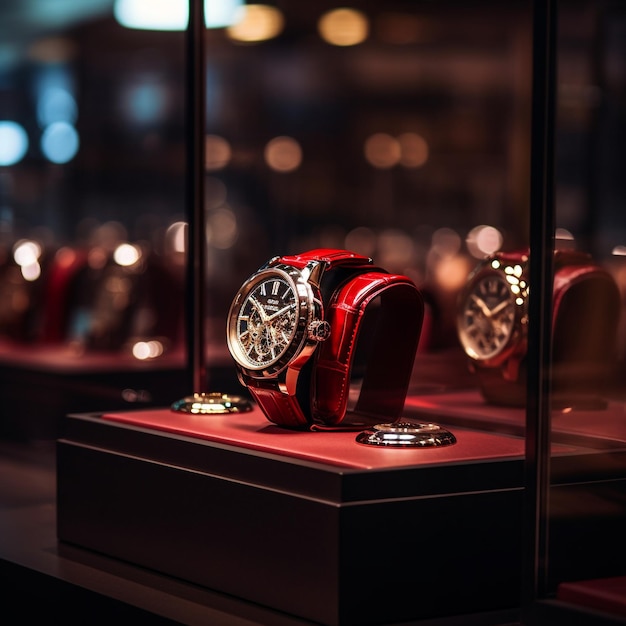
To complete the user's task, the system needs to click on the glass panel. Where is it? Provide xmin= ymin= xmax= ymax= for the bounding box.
xmin=537 ymin=0 xmax=626 ymax=621
xmin=200 ymin=0 xmax=535 ymax=415
xmin=0 ymin=0 xmax=536 ymax=441
xmin=0 ymin=0 xmax=189 ymax=438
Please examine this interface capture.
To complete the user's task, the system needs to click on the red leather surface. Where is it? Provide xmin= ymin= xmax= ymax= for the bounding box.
xmin=557 ymin=577 xmax=626 ymax=617
xmin=245 ymin=381 xmax=309 ymax=428
xmin=280 ymin=248 xmax=372 ymax=269
xmin=101 ymin=406 xmax=529 ymax=469
xmin=405 ymin=390 xmax=626 ymax=443
xmin=314 ymin=273 xmax=422 ymax=424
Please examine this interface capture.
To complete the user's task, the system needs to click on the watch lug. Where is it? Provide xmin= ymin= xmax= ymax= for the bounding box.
xmin=236 ymin=370 xmax=247 ymax=387
xmin=281 ymin=368 xmax=298 ymax=396
xmin=302 ymin=260 xmax=325 ymax=286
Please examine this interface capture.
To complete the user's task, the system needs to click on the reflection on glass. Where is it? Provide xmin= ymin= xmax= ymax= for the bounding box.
xmin=114 ymin=0 xmax=243 ymax=30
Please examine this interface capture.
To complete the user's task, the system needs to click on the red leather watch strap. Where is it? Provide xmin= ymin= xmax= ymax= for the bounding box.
xmin=245 ymin=379 xmax=311 ymax=428
xmin=280 ymin=248 xmax=372 ymax=270
xmin=239 ymin=249 xmax=375 ymax=429
xmin=312 ymin=272 xmax=423 ymax=426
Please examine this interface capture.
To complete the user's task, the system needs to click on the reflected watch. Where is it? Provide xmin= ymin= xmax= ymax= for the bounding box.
xmin=227 ymin=248 xmax=424 ymax=428
xmin=457 ymin=249 xmax=620 ymax=406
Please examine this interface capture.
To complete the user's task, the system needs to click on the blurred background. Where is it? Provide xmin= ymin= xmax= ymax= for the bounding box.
xmin=0 ymin=0 xmax=625 ymax=437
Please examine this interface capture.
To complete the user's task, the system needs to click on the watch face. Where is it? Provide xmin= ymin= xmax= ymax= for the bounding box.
xmin=227 ymin=268 xmax=304 ymax=371
xmin=458 ymin=270 xmax=522 ymax=361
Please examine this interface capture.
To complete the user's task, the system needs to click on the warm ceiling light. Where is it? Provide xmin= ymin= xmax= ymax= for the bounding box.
xmin=318 ymin=8 xmax=369 ymax=47
xmin=398 ymin=132 xmax=429 ymax=168
xmin=114 ymin=0 xmax=243 ymax=30
xmin=205 ymin=135 xmax=232 ymax=170
xmin=465 ymin=225 xmax=503 ymax=258
xmin=364 ymin=133 xmax=400 ymax=169
xmin=113 ymin=243 xmax=142 ymax=267
xmin=226 ymin=4 xmax=285 ymax=42
xmin=13 ymin=240 xmax=42 ymax=266
xmin=264 ymin=136 xmax=302 ymax=172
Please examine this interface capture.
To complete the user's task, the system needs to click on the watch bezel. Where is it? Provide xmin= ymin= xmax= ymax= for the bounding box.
xmin=226 ymin=264 xmax=322 ymax=378
xmin=457 ymin=255 xmax=529 ymax=367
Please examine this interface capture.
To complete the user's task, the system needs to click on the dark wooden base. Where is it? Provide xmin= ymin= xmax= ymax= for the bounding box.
xmin=56 ymin=404 xmax=626 ymax=625
xmin=57 ymin=409 xmax=528 ymax=626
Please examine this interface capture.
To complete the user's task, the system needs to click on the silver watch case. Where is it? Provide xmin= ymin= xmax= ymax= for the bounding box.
xmin=226 ymin=257 xmax=330 ymax=396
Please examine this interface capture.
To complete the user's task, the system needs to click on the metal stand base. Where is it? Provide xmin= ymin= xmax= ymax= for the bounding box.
xmin=171 ymin=392 xmax=253 ymax=415
xmin=356 ymin=421 xmax=456 ymax=447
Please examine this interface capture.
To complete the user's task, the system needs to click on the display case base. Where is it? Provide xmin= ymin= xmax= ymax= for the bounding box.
xmin=55 ymin=406 xmax=614 ymax=625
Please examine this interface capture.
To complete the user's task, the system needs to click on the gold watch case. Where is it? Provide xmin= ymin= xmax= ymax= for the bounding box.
xmin=457 ymin=254 xmax=529 ymax=375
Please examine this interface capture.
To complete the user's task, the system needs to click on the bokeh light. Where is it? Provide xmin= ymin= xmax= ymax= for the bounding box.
xmin=227 ymin=4 xmax=284 ymax=42
xmin=264 ymin=136 xmax=302 ymax=172
xmin=113 ymin=243 xmax=142 ymax=267
xmin=115 ymin=0 xmax=243 ymax=30
xmin=41 ymin=122 xmax=79 ymax=164
xmin=398 ymin=132 xmax=429 ymax=168
xmin=207 ymin=207 xmax=238 ymax=249
xmin=0 ymin=121 xmax=29 ymax=166
xmin=205 ymin=135 xmax=232 ymax=171
xmin=364 ymin=133 xmax=401 ymax=169
xmin=318 ymin=8 xmax=369 ymax=46
xmin=466 ymin=225 xmax=503 ymax=258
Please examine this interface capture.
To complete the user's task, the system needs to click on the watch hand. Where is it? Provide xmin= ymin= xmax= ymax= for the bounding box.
xmin=490 ymin=299 xmax=511 ymax=316
xmin=250 ymin=296 xmax=269 ymax=322
xmin=470 ymin=294 xmax=493 ymax=318
xmin=267 ymin=302 xmax=296 ymax=322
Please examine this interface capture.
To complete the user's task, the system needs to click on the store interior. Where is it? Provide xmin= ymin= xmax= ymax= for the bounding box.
xmin=1 ymin=0 xmax=626 ymax=624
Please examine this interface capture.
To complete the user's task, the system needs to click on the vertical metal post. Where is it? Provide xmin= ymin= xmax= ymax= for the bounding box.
xmin=172 ymin=1 xmax=251 ymax=415
xmin=186 ymin=0 xmax=207 ymax=393
xmin=522 ymin=0 xmax=557 ymax=619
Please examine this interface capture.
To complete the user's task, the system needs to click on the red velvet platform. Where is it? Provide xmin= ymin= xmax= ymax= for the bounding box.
xmin=101 ymin=406 xmax=531 ymax=469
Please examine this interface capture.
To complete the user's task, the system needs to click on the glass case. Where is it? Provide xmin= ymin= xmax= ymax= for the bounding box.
xmin=526 ymin=1 xmax=626 ymax=624
xmin=1 ymin=0 xmax=626 ymax=624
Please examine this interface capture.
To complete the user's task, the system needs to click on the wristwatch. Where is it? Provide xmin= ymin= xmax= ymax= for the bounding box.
xmin=226 ymin=249 xmax=423 ymax=428
xmin=457 ymin=249 xmax=620 ymax=406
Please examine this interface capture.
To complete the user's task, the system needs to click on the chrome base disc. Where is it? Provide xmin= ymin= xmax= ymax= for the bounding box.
xmin=171 ymin=392 xmax=253 ymax=415
xmin=356 ymin=421 xmax=456 ymax=447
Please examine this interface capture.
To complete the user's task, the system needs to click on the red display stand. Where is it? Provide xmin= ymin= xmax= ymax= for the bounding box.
xmin=55 ymin=401 xmax=621 ymax=626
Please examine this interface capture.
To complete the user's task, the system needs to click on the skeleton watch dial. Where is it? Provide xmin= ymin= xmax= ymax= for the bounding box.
xmin=230 ymin=273 xmax=299 ymax=369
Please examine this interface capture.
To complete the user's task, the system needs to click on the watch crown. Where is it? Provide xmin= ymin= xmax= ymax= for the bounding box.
xmin=308 ymin=319 xmax=331 ymax=342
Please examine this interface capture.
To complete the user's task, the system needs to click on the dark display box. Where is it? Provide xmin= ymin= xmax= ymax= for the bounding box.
xmin=56 ymin=405 xmax=618 ymax=626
